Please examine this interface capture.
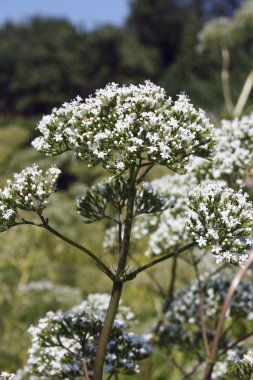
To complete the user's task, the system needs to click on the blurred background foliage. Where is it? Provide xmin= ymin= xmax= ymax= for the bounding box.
xmin=0 ymin=0 xmax=252 ymax=116
xmin=0 ymin=0 xmax=253 ymax=378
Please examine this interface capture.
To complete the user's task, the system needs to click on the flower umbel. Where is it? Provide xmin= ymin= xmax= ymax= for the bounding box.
xmin=0 ymin=165 xmax=61 ymax=232
xmin=32 ymin=81 xmax=215 ymax=174
xmin=186 ymin=182 xmax=253 ymax=266
xmin=158 ymin=275 xmax=253 ymax=354
xmin=26 ymin=294 xmax=152 ymax=378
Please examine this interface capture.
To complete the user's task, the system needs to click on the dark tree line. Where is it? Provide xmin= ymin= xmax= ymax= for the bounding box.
xmin=0 ymin=0 xmax=249 ymax=115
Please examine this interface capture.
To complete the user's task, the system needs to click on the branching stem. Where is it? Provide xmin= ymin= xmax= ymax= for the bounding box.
xmin=21 ymin=218 xmax=114 ymax=281
xmin=222 ymin=331 xmax=253 ymax=355
xmin=129 ymin=253 xmax=166 ymax=298
xmin=82 ymin=357 xmax=90 ymax=380
xmin=203 ymin=249 xmax=253 ymax=380
xmin=124 ymin=242 xmax=196 ymax=282
xmin=43 ymin=222 xmax=114 ymax=280
xmin=93 ymin=166 xmax=138 ymax=379
xmin=136 ymin=163 xmax=154 ymax=184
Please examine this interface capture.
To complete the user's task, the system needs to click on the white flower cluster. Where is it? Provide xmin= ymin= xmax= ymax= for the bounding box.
xmin=197 ymin=1 xmax=253 ymax=50
xmin=158 ymin=276 xmax=253 ymax=354
xmin=18 ymin=280 xmax=82 ymax=306
xmin=25 ymin=294 xmax=152 ymax=378
xmin=187 ymin=183 xmax=253 ymax=266
xmin=210 ymin=114 xmax=253 ymax=185
xmin=212 ymin=360 xmax=229 ymax=379
xmin=130 ymin=112 xmax=253 ymax=261
xmin=0 ymin=373 xmax=15 ymax=380
xmin=197 ymin=16 xmax=236 ymax=49
xmin=103 ymin=225 xmax=119 ymax=252
xmin=32 ymin=81 xmax=215 ymax=174
xmin=0 ymin=165 xmax=61 ymax=232
xmin=243 ymin=351 xmax=253 ymax=367
xmin=212 ymin=349 xmax=253 ymax=379
xmin=132 ymin=172 xmax=196 ymax=256
xmin=128 ymin=159 xmax=253 ymax=265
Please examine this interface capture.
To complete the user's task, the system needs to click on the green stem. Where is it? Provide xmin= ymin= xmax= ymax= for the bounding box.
xmin=93 ymin=167 xmax=137 ymax=379
xmin=203 ymin=249 xmax=253 ymax=380
xmin=143 ymin=255 xmax=178 ymax=380
xmin=192 ymin=255 xmax=210 ymax=358
xmin=124 ymin=241 xmax=196 ymax=282
xmin=137 ymin=244 xmax=194 ymax=380
xmin=221 ymin=47 xmax=234 ymax=115
xmin=130 ymin=253 xmax=166 ymax=298
xmin=163 ymin=254 xmax=178 ymax=313
xmin=46 ymin=224 xmax=113 ymax=280
xmin=93 ymin=281 xmax=123 ymax=379
xmin=233 ymin=68 xmax=253 ymax=117
xmin=171 ymin=357 xmax=187 ymax=376
xmin=106 ymin=373 xmax=114 ymax=380
xmin=221 ymin=331 xmax=253 ymax=355
xmin=36 ymin=219 xmax=114 ymax=281
xmin=136 ymin=163 xmax=154 ymax=185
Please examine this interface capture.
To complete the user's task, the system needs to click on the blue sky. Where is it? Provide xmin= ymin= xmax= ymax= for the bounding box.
xmin=0 ymin=0 xmax=130 ymax=29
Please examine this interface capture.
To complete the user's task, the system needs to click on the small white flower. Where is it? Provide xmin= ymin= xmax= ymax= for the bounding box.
xmin=196 ymin=236 xmax=207 ymax=247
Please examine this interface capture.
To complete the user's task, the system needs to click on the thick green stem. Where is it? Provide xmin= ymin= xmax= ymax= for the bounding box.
xmin=233 ymin=68 xmax=253 ymax=117
xmin=221 ymin=47 xmax=234 ymax=115
xmin=93 ymin=281 xmax=123 ymax=380
xmin=93 ymin=167 xmax=137 ymax=379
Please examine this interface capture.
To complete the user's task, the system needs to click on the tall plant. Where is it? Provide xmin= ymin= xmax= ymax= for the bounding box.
xmin=1 ymin=81 xmax=253 ymax=379
xmin=198 ymin=1 xmax=253 ymax=117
